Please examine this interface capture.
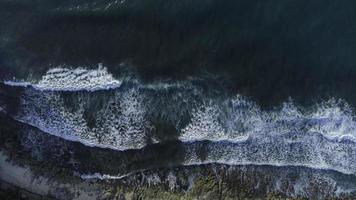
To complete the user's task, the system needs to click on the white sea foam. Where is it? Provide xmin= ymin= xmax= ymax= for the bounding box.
xmin=54 ymin=0 xmax=126 ymax=13
xmin=12 ymin=84 xmax=356 ymax=146
xmin=176 ymin=96 xmax=356 ymax=175
xmin=4 ymin=65 xmax=122 ymax=92
xmin=81 ymin=134 xmax=356 ymax=179
xmin=180 ymin=102 xmax=228 ymax=142
xmin=180 ymin=96 xmax=356 ymax=144
xmin=180 ymin=133 xmax=356 ymax=175
xmin=14 ymin=88 xmax=153 ymax=151
xmin=308 ymin=98 xmax=356 ymax=141
xmin=7 ymin=75 xmax=356 ymax=174
xmin=4 ymin=80 xmax=32 ymax=87
xmin=80 ymin=172 xmax=133 ymax=180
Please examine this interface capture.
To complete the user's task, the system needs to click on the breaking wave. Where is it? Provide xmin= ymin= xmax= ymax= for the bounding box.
xmin=13 ymin=88 xmax=152 ymax=150
xmin=4 ymin=65 xmax=122 ymax=92
xmin=3 ymin=67 xmax=356 ymax=175
xmin=181 ymin=96 xmax=356 ymax=143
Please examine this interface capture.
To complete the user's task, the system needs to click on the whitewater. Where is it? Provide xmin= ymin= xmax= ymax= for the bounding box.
xmin=3 ymin=67 xmax=356 ymax=176
xmin=4 ymin=65 xmax=122 ymax=92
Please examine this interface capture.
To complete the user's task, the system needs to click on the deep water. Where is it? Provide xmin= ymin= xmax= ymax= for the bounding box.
xmin=1 ymin=0 xmax=356 ymax=106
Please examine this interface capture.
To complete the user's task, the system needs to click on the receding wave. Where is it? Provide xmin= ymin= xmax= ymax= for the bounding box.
xmin=80 ymin=127 xmax=356 ymax=178
xmin=79 ymin=164 xmax=356 ymax=199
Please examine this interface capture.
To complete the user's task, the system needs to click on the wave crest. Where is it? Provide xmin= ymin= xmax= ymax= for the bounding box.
xmin=5 ymin=65 xmax=122 ymax=92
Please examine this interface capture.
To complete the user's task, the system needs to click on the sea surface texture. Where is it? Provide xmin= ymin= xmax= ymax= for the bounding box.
xmin=1 ymin=0 xmax=356 ymax=199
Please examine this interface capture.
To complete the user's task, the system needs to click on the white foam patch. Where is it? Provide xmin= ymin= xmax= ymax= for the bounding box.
xmin=4 ymin=66 xmax=122 ymax=92
xmin=8 ymin=76 xmax=356 ymax=175
xmin=308 ymin=99 xmax=356 ymax=141
xmin=180 ymin=133 xmax=356 ymax=175
xmin=177 ymin=96 xmax=356 ymax=175
xmin=3 ymin=80 xmax=32 ymax=87
xmin=54 ymin=0 xmax=127 ymax=13
xmin=80 ymin=172 xmax=133 ymax=180
xmin=138 ymin=79 xmax=197 ymax=91
xmin=180 ymin=96 xmax=356 ymax=144
xmin=14 ymin=88 xmax=153 ymax=151
xmin=180 ymin=102 xmax=227 ymax=142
